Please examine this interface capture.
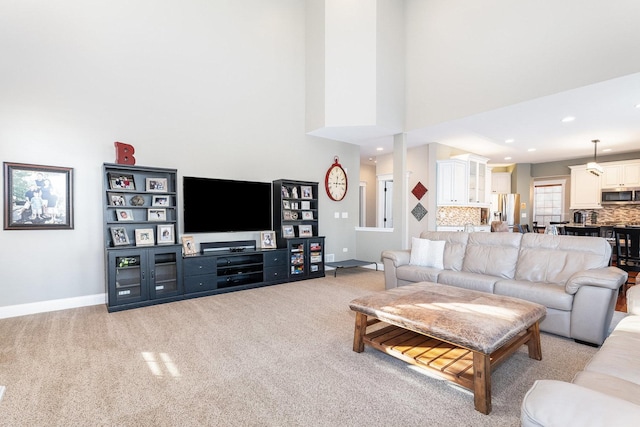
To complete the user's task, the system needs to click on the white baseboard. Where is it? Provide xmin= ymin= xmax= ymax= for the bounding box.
xmin=0 ymin=293 xmax=106 ymax=319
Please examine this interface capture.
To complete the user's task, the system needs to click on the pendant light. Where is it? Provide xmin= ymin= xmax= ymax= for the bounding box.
xmin=586 ymin=139 xmax=604 ymax=176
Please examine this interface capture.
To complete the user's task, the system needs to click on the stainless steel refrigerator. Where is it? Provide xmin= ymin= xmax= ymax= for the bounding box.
xmin=490 ymin=193 xmax=521 ymax=229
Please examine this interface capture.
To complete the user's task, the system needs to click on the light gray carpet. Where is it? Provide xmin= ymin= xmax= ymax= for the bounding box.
xmin=0 ymin=270 xmax=600 ymax=426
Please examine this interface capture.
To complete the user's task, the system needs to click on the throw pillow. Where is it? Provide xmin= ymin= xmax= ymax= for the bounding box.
xmin=409 ymin=237 xmax=445 ymax=269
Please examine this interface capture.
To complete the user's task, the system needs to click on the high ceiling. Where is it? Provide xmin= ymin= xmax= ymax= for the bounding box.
xmin=358 ymin=72 xmax=640 ymax=166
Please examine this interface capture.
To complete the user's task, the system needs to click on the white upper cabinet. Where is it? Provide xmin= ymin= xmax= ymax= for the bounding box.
xmin=452 ymin=153 xmax=490 ymax=206
xmin=570 ymin=165 xmax=602 ymax=209
xmin=491 ymin=172 xmax=511 ymax=194
xmin=436 ymin=159 xmax=468 ymax=205
xmin=601 ymin=161 xmax=640 ymax=188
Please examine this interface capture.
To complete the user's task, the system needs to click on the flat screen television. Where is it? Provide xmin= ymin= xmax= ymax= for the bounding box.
xmin=183 ymin=176 xmax=272 ymax=233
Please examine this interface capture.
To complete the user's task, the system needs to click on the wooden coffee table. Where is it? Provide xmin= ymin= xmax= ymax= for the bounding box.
xmin=349 ymin=282 xmax=546 ymax=414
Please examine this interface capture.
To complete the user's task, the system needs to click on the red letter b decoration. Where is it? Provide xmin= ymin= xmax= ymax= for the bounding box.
xmin=114 ymin=141 xmax=136 ymax=165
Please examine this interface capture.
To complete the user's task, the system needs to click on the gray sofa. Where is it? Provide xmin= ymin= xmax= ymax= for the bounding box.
xmin=381 ymin=231 xmax=627 ymax=346
xmin=521 ymin=286 xmax=640 ymax=426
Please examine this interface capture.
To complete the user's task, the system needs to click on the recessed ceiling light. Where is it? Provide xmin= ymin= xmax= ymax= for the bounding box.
xmin=527 ymin=148 xmax=536 ymax=152
xmin=505 ymin=139 xmax=514 ymax=143
xmin=602 ymin=148 xmax=612 ymax=152
xmin=376 ymin=147 xmax=383 ymax=151
xmin=504 ymin=156 xmax=512 ymax=160
xmin=561 ymin=116 xmax=575 ymax=122
xmin=636 ymin=104 xmax=640 ymax=109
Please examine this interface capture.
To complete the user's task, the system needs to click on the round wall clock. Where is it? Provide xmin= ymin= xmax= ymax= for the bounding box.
xmin=325 ymin=156 xmax=348 ymax=201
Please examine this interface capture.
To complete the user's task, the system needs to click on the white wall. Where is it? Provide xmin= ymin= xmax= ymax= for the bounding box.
xmin=405 ymin=0 xmax=640 ymax=128
xmin=0 ymin=0 xmax=359 ymax=311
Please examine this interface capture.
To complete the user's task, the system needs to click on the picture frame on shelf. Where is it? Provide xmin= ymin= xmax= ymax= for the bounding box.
xmin=182 ymin=235 xmax=197 ymax=255
xmin=298 ymin=224 xmax=312 ymax=237
xmin=135 ymin=228 xmax=155 ymax=246
xmin=110 ymin=226 xmax=130 ymax=246
xmin=109 ymin=173 xmax=135 ymax=190
xmin=108 ymin=193 xmax=126 ymax=206
xmin=146 ymin=177 xmax=168 ymax=192
xmin=116 ymin=209 xmax=134 ymax=221
xmin=151 ymin=195 xmax=170 ymax=206
xmin=281 ymin=186 xmax=290 ymax=198
xmin=3 ymin=162 xmax=74 ymax=230
xmin=282 ymin=200 xmax=291 ymax=209
xmin=282 ymin=225 xmax=295 ymax=238
xmin=300 ymin=201 xmax=310 ymax=210
xmin=261 ymin=230 xmax=277 ymax=249
xmin=147 ymin=208 xmax=166 ymax=221
xmin=301 ymin=186 xmax=312 ymax=199
xmin=302 ymin=211 xmax=313 ymax=220
xmin=157 ymin=224 xmax=175 ymax=245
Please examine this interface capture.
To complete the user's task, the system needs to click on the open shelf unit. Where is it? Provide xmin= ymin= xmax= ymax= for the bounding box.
xmin=272 ymin=179 xmax=325 ymax=280
xmin=103 ymin=163 xmax=183 ymax=311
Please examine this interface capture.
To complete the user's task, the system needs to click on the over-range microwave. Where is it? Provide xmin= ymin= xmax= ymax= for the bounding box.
xmin=601 ymin=188 xmax=640 ymax=204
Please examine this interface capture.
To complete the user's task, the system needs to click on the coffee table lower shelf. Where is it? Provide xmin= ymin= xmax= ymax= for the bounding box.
xmin=355 ymin=316 xmax=541 ymax=414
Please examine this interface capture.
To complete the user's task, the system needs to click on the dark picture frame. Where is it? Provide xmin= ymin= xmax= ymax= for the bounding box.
xmin=3 ymin=162 xmax=74 ymax=230
xmin=108 ymin=173 xmax=135 ymax=190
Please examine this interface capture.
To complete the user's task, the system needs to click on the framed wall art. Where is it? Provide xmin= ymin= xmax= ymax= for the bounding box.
xmin=3 ymin=162 xmax=74 ymax=230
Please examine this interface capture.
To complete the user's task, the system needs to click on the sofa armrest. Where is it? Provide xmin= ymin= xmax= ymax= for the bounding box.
xmin=381 ymin=250 xmax=410 ymax=289
xmin=381 ymin=249 xmax=411 ymax=268
xmin=565 ymin=266 xmax=628 ymax=295
xmin=522 ymin=380 xmax=640 ymax=427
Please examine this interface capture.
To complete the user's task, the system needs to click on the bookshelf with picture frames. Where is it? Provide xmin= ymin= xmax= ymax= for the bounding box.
xmin=102 ymin=163 xmax=183 ymax=311
xmin=272 ymin=179 xmax=325 ymax=280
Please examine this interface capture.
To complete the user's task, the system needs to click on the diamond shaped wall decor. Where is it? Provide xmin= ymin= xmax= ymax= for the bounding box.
xmin=411 ymin=203 xmax=427 ymax=221
xmin=411 ymin=181 xmax=428 ymax=200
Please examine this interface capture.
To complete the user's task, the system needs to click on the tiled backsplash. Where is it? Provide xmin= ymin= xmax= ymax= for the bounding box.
xmin=437 ymin=206 xmax=484 ymax=226
xmin=573 ymin=205 xmax=640 ymax=224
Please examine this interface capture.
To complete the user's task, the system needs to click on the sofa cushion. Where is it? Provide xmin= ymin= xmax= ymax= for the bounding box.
xmin=437 ymin=271 xmax=499 ymax=293
xmin=419 ymin=231 xmax=469 ymax=272
xmin=573 ymin=371 xmax=640 ymax=406
xmin=461 ymin=232 xmax=522 ymax=279
xmin=494 ymin=280 xmax=573 ymax=311
xmin=515 ymin=234 xmax=612 ymax=285
xmin=409 ymin=237 xmax=445 ymax=269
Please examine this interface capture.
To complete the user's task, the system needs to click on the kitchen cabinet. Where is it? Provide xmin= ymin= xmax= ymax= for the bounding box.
xmin=491 ymin=172 xmax=511 ymax=194
xmin=601 ymin=161 xmax=640 ymax=188
xmin=436 ymin=159 xmax=467 ymax=205
xmin=569 ymin=165 xmax=602 ymax=209
xmin=452 ymin=154 xmax=490 ymax=205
